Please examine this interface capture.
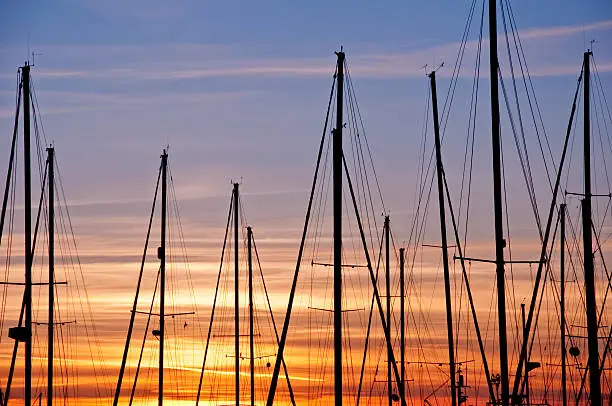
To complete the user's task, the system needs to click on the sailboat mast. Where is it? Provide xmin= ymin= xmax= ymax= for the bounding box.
xmin=385 ymin=216 xmax=392 ymax=406
xmin=1 ymin=78 xmax=21 ymax=406
xmin=333 ymin=49 xmax=345 ymax=406
xmin=233 ymin=182 xmax=240 ymax=406
xmin=158 ymin=150 xmax=167 ymax=406
xmin=248 ymin=226 xmax=255 ymax=406
xmin=22 ymin=63 xmax=33 ymax=406
xmin=487 ymin=1 xmax=509 ymax=404
xmin=581 ymin=50 xmax=601 ymax=405
xmin=47 ymin=147 xmax=54 ymax=406
xmin=429 ymin=70 xmax=457 ymax=406
xmin=399 ymin=247 xmax=405 ymax=400
xmin=560 ymin=204 xmax=567 ymax=406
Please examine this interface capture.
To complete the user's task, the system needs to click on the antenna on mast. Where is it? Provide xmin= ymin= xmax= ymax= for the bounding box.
xmin=31 ymin=52 xmax=42 ymax=67
xmin=425 ymin=61 xmax=445 ymax=76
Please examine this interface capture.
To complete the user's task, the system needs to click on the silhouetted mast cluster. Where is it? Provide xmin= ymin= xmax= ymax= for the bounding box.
xmin=1 ymin=2 xmax=610 ymax=404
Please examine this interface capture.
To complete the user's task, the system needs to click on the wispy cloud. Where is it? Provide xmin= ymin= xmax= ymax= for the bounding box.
xmin=0 ymin=88 xmax=255 ymax=119
xmin=517 ymin=18 xmax=612 ymax=40
xmin=2 ymin=19 xmax=610 ymax=83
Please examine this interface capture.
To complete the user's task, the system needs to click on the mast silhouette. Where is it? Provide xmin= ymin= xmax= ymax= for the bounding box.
xmin=333 ymin=49 xmax=344 ymax=406
xmin=385 ymin=216 xmax=391 ymax=405
xmin=429 ymin=70 xmax=457 ymax=406
xmin=248 ymin=226 xmax=255 ymax=406
xmin=47 ymin=147 xmax=54 ymax=406
xmin=581 ymin=50 xmax=601 ymax=405
xmin=399 ymin=247 xmax=405 ymax=401
xmin=1 ymin=68 xmax=21 ymax=406
xmin=487 ymin=0 xmax=510 ymax=403
xmin=560 ymin=204 xmax=567 ymax=406
xmin=158 ymin=150 xmax=167 ymax=406
xmin=234 ymin=182 xmax=240 ymax=406
xmin=22 ymin=62 xmax=33 ymax=406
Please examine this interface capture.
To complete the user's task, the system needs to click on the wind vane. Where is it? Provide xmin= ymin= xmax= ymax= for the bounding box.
xmin=424 ymin=61 xmax=444 ymax=76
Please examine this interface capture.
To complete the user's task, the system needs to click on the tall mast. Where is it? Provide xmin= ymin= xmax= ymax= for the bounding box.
xmin=581 ymin=50 xmax=601 ymax=405
xmin=488 ymin=0 xmax=509 ymax=403
xmin=233 ymin=182 xmax=240 ymax=406
xmin=399 ymin=247 xmax=405 ymax=400
xmin=1 ymin=73 xmax=22 ymax=406
xmin=248 ymin=226 xmax=255 ymax=406
xmin=22 ymin=63 xmax=33 ymax=406
xmin=47 ymin=147 xmax=54 ymax=406
xmin=158 ymin=150 xmax=167 ymax=406
xmin=333 ymin=49 xmax=345 ymax=406
xmin=385 ymin=216 xmax=392 ymax=406
xmin=429 ymin=70 xmax=457 ymax=406
xmin=560 ymin=204 xmax=567 ymax=406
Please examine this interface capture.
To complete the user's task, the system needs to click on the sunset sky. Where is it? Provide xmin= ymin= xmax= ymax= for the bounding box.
xmin=1 ymin=1 xmax=612 ymax=405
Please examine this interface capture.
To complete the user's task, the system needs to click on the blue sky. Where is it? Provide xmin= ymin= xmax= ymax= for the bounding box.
xmin=2 ymin=1 xmax=611 ymax=47
xmin=0 ymin=0 xmax=611 ymax=267
xmin=0 ymin=0 xmax=611 ymax=251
